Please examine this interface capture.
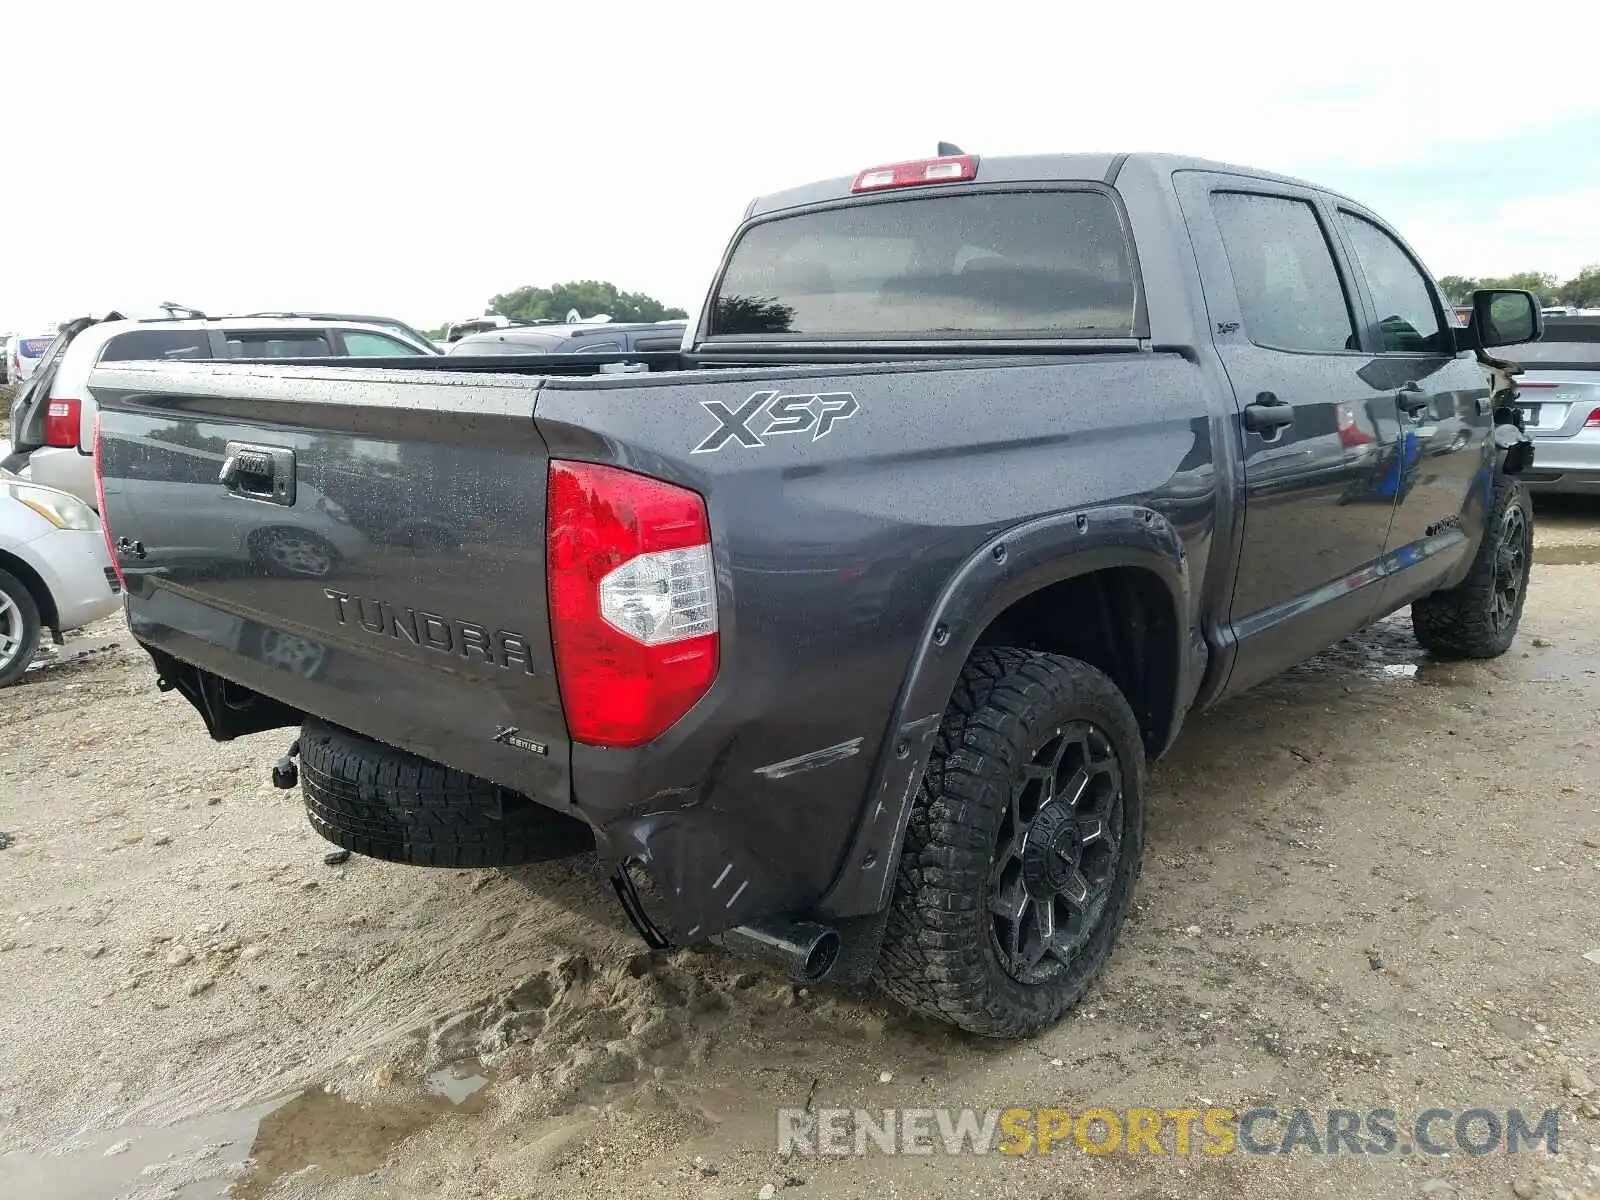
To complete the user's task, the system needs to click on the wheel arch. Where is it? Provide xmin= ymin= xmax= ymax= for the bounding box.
xmin=0 ymin=548 xmax=60 ymax=634
xmin=816 ymin=503 xmax=1194 ymax=919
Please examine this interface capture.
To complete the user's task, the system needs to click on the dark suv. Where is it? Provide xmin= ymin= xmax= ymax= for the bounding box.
xmin=446 ymin=321 xmax=687 ymax=356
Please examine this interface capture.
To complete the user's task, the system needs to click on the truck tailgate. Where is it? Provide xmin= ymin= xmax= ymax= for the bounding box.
xmin=90 ymin=361 xmax=572 ymax=805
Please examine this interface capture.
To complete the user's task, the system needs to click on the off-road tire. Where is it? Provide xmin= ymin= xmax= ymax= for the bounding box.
xmin=299 ymin=720 xmax=593 ymax=867
xmin=1411 ymin=475 xmax=1533 ymax=659
xmin=0 ymin=568 xmax=43 ymax=687
xmin=874 ymin=648 xmax=1146 ymax=1038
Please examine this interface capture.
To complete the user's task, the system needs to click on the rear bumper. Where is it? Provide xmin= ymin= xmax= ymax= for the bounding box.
xmin=125 ymin=575 xmax=892 ymax=942
xmin=1523 ymin=429 xmax=1600 ymax=493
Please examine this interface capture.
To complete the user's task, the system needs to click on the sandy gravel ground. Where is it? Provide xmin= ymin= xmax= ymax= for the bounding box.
xmin=2 ymin=498 xmax=1598 ymax=1200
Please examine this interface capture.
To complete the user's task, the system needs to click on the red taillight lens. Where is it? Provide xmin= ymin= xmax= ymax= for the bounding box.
xmin=44 ymin=398 xmax=82 ymax=448
xmin=1585 ymin=408 xmax=1600 ymax=429
xmin=92 ymin=415 xmax=125 ymax=587
xmin=852 ymin=154 xmax=978 ymax=192
xmin=546 ymin=460 xmax=718 ymax=749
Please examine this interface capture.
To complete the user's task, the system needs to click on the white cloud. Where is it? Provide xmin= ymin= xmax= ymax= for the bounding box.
xmin=3 ymin=0 xmax=1596 ymax=331
xmin=1400 ymin=189 xmax=1600 ymax=280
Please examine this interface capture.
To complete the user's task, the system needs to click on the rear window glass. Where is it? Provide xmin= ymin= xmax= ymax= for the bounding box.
xmin=100 ymin=330 xmax=212 ymax=362
xmin=19 ymin=337 xmax=55 ymax=357
xmin=710 ymin=190 xmax=1137 ymax=339
xmin=224 ymin=332 xmax=333 ymax=357
xmin=1506 ymin=320 xmax=1600 ymax=365
xmin=1505 ymin=341 xmax=1600 ymax=365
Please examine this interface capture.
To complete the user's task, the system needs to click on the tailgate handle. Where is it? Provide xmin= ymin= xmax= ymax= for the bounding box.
xmin=220 ymin=442 xmax=296 ymax=506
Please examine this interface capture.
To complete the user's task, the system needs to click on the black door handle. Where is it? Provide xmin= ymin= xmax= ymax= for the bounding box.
xmin=219 ymin=441 xmax=297 ymax=505
xmin=1396 ymin=382 xmax=1431 ymax=416
xmin=1243 ymin=392 xmax=1295 ymax=433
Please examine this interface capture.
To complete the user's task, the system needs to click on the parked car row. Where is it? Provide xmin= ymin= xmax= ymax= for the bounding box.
xmin=0 ymin=304 xmax=680 ymax=687
xmin=0 ymin=309 xmax=440 ymax=687
xmin=5 ymin=331 xmax=58 ymax=386
xmin=4 ymin=313 xmax=438 ymax=510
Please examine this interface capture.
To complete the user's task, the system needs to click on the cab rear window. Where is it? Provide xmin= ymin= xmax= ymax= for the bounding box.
xmin=709 ymin=190 xmax=1137 ymax=339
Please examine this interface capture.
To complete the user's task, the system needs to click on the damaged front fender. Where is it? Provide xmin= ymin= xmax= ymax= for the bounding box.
xmin=1477 ymin=350 xmax=1536 ymax=476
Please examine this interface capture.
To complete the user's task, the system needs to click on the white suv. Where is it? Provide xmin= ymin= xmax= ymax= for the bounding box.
xmin=5 ymin=315 xmax=435 ymax=508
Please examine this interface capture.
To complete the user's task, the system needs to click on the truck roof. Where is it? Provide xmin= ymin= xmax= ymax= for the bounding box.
xmin=746 ymin=152 xmax=1343 ymax=218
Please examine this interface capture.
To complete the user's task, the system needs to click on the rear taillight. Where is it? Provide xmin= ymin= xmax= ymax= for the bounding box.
xmin=852 ymin=154 xmax=978 ymax=193
xmin=44 ymin=398 xmax=82 ymax=448
xmin=1585 ymin=408 xmax=1600 ymax=429
xmin=92 ymin=416 xmax=124 ymax=588
xmin=547 ymin=461 xmax=718 ymax=748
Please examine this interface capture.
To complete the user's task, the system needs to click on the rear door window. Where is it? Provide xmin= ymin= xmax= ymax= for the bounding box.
xmin=709 ymin=189 xmax=1138 ymax=339
xmin=340 ymin=330 xmax=425 ymax=356
xmin=99 ymin=330 xmax=214 ymax=362
xmin=1211 ymin=192 xmax=1357 ymax=353
xmin=222 ymin=330 xmax=334 ymax=357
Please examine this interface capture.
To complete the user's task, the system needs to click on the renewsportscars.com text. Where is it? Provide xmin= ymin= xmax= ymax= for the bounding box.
xmin=776 ymin=1106 xmax=1561 ymax=1158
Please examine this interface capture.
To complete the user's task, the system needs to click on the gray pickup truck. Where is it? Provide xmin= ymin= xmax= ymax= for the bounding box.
xmin=90 ymin=151 xmax=1542 ymax=1038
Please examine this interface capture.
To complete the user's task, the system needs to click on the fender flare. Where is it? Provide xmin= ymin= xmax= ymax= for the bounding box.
xmin=814 ymin=502 xmax=1191 ymax=919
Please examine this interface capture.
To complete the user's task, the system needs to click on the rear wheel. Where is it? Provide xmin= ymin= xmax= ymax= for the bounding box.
xmin=0 ymin=570 xmax=43 ymax=687
xmin=1412 ymin=476 xmax=1533 ymax=659
xmin=874 ymin=648 xmax=1145 ymax=1038
xmin=298 ymin=720 xmax=594 ymax=867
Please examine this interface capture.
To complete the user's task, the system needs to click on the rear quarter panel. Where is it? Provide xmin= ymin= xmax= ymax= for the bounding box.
xmin=538 ymin=353 xmax=1221 ymax=931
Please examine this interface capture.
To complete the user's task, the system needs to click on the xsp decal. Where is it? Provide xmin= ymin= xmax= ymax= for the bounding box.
xmin=692 ymin=389 xmax=859 ymax=454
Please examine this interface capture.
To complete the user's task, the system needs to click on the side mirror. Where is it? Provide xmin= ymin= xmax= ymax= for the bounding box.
xmin=1470 ymin=289 xmax=1543 ymax=349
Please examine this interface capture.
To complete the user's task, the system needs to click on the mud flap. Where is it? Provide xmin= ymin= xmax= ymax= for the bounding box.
xmin=611 ymin=861 xmax=673 ymax=951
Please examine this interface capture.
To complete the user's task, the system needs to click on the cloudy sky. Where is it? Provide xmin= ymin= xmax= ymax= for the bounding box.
xmin=4 ymin=1 xmax=1597 ymax=334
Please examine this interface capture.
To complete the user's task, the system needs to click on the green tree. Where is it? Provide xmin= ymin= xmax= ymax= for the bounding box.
xmin=488 ymin=280 xmax=688 ymax=324
xmin=1436 ymin=276 xmax=1480 ymax=305
xmin=1555 ymin=264 xmax=1600 ymax=308
xmin=1476 ymin=272 xmax=1561 ymax=304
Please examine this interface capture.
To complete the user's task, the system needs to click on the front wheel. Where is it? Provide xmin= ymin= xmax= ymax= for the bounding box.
xmin=874 ymin=647 xmax=1146 ymax=1038
xmin=0 ymin=569 xmax=43 ymax=687
xmin=1412 ymin=476 xmax=1533 ymax=659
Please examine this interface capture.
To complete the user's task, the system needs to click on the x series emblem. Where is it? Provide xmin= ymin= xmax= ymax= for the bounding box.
xmin=691 ymin=389 xmax=860 ymax=454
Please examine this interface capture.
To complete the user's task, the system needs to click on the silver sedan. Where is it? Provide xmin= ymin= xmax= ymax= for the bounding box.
xmin=1511 ymin=315 xmax=1600 ymax=495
